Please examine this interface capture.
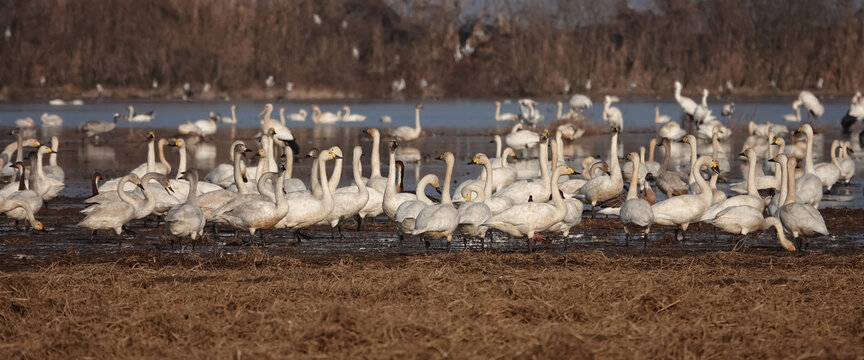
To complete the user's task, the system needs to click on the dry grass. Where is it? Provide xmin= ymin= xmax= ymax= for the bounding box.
xmin=2 ymin=250 xmax=863 ymax=359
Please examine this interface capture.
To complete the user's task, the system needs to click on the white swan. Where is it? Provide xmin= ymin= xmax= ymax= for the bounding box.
xmin=674 ymin=81 xmax=698 ymax=120
xmin=220 ymin=105 xmax=238 ymax=124
xmin=793 ymin=124 xmax=825 ymax=208
xmin=0 ymin=132 xmax=38 ymax=182
xmin=4 ymin=162 xmax=43 ymax=222
xmin=483 ymin=166 xmax=574 ymax=250
xmin=178 ymin=112 xmax=218 ymax=137
xmin=621 ymin=146 xmax=648 ymax=190
xmin=277 ymin=147 xmax=342 ymax=232
xmin=195 ymin=144 xmax=252 ymax=219
xmin=78 ymin=174 xmax=142 ymax=237
xmin=620 ymin=152 xmax=654 ymax=245
xmin=126 ymin=106 xmax=154 ymax=122
xmin=395 ymin=174 xmax=440 ymax=236
xmin=762 ymin=217 xmax=798 ymax=252
xmin=77 ymin=114 xmax=118 ymax=143
xmin=457 ymin=184 xmax=492 ymax=239
xmin=505 ymin=123 xmax=541 ymax=150
xmin=494 ymin=101 xmax=518 ymax=121
xmin=40 ymin=113 xmax=63 ymax=127
xmin=341 ymin=106 xmax=367 ymax=122
xmin=795 ymin=90 xmax=824 ymax=121
xmin=15 ymin=117 xmax=34 ymax=128
xmin=602 ymin=96 xmax=623 ymax=129
xmin=700 ymin=148 xmax=765 ymax=221
xmin=496 ymin=134 xmax=552 ymax=204
xmin=654 ymin=104 xmax=671 ymax=124
xmin=838 ymin=141 xmax=855 ymax=184
xmin=204 ymin=140 xmax=246 ymax=187
xmin=0 ymin=196 xmax=43 ymax=231
xmin=411 ymin=152 xmax=460 ymax=245
xmin=517 ymin=99 xmax=544 ymax=125
xmin=29 ymin=146 xmax=63 ymax=201
xmin=311 ymin=105 xmax=341 ymax=124
xmin=556 ymin=101 xmax=580 ymax=121
xmin=651 ymin=156 xmax=719 ymax=239
xmin=165 ymin=170 xmax=206 ymax=241
xmin=389 ymin=104 xmax=423 ymax=142
xmin=42 ymin=136 xmax=64 ymax=182
xmin=658 ymin=121 xmax=686 ymax=141
xmin=704 ymin=206 xmax=766 ymax=245
xmin=289 ymin=109 xmax=307 ymax=122
xmin=568 ymin=94 xmax=592 ymax=112
xmin=575 ymin=126 xmax=623 ymax=216
xmin=466 ymin=153 xmax=513 ymax=214
xmin=381 ymin=141 xmax=417 ymax=221
xmin=213 ymin=172 xmax=288 ymax=237
xmin=323 ymin=146 xmax=370 ymax=235
xmin=778 ymin=157 xmax=828 ymax=250
xmin=693 ymin=89 xmax=712 ymax=125
xmin=259 ymin=104 xmax=300 ymax=155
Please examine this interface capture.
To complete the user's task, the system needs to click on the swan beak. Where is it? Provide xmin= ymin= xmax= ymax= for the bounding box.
xmin=390 ymin=141 xmax=398 ymax=151
xmin=679 ymin=137 xmax=687 ymax=143
xmin=34 ymin=140 xmax=41 ymax=146
xmin=37 ymin=223 xmax=44 ymax=231
xmin=773 ymin=138 xmax=781 ymax=145
xmin=794 ymin=126 xmax=803 ymax=134
xmin=434 ymin=185 xmax=441 ymax=194
xmin=136 ymin=183 xmax=145 ymax=190
xmin=465 ymin=194 xmax=471 ymax=201
xmin=46 ymin=147 xmax=54 ymax=153
xmin=241 ymin=172 xmax=248 ymax=182
xmin=711 ymin=160 xmax=721 ymax=174
xmin=147 ymin=132 xmax=155 ymax=140
xmin=258 ymin=108 xmax=267 ymax=117
xmin=567 ymin=167 xmax=575 ymax=174
xmin=466 ymin=161 xmax=475 ymax=165
xmin=8 ymin=164 xmax=15 ymax=168
xmin=610 ymin=125 xmax=619 ymax=133
xmin=166 ymin=186 xmax=175 ymax=193
xmin=849 ymin=149 xmax=855 ymax=154
xmin=768 ymin=157 xmax=778 ymax=163
xmin=243 ymin=148 xmax=252 ymax=153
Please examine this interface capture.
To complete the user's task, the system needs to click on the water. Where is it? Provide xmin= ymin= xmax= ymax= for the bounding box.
xmin=0 ymin=98 xmax=862 ymax=264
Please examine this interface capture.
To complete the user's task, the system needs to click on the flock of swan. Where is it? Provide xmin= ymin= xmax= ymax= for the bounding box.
xmin=2 ymin=81 xmax=859 ymax=253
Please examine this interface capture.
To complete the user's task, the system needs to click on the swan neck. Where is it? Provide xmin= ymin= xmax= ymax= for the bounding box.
xmin=35 ymin=151 xmax=46 ymax=179
xmin=15 ymin=131 xmax=23 ymax=162
xmin=627 ymin=157 xmax=639 ymax=200
xmin=386 ymin=148 xmax=396 ymax=196
xmin=157 ymin=140 xmax=169 ymax=171
xmin=318 ymin=155 xmax=333 ymax=202
xmin=747 ymin=154 xmax=758 ymax=196
xmin=482 ymin=159 xmax=494 ymax=199
xmin=176 ymin=144 xmax=187 ymax=179
xmin=550 ymin=169 xmax=566 ymax=211
xmin=147 ymin=139 xmax=156 ymax=172
xmin=17 ymin=166 xmax=26 ymax=191
xmin=660 ymin=140 xmax=671 ymax=174
xmin=785 ymin=159 xmax=797 ymax=205
xmin=804 ymin=131 xmax=814 ymax=174
xmin=186 ymin=175 xmax=198 ymax=204
xmin=648 ymin=140 xmax=656 ymax=162
xmin=830 ymin=141 xmax=840 ymax=166
xmin=353 ymin=152 xmax=367 ymax=193
xmin=495 ymin=136 xmax=502 ymax=158
xmin=550 ymin=139 xmax=559 ymax=168
xmin=539 ymin=139 xmax=550 ymax=181
xmin=416 ymin=175 xmax=434 ymax=204
xmin=777 ymin=159 xmax=788 ymax=208
xmin=117 ymin=176 xmax=138 ymax=206
xmin=310 ymin=153 xmax=321 ymax=197
xmin=693 ymin=158 xmax=712 ymax=203
xmin=414 ymin=109 xmax=421 ymax=130
xmin=91 ymin=175 xmax=99 ymax=196
xmin=328 ymin=157 xmax=343 ymax=192
xmin=441 ymin=155 xmax=454 ymax=204
xmin=233 ymin=151 xmax=248 ymax=194
xmin=688 ymin=140 xmax=697 ymax=183
xmin=610 ymin=133 xmax=620 ymax=181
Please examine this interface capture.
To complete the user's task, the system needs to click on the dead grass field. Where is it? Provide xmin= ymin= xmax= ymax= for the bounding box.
xmin=2 ymin=250 xmax=864 ymax=359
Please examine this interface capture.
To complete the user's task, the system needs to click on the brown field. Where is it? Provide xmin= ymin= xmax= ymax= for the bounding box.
xmin=2 ymin=250 xmax=864 ymax=359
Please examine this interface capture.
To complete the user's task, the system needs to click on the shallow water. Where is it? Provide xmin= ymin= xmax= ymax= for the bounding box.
xmin=0 ymin=99 xmax=862 ymax=262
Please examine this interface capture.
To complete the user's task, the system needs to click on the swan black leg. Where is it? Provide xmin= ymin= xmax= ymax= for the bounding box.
xmin=357 ymin=216 xmax=363 ymax=231
xmin=642 ymin=232 xmax=649 ymax=248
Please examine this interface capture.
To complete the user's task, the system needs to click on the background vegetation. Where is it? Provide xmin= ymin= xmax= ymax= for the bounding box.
xmin=2 ymin=0 xmax=863 ymax=99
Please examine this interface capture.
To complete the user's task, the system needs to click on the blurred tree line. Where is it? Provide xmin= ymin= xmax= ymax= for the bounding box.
xmin=1 ymin=0 xmax=863 ymax=99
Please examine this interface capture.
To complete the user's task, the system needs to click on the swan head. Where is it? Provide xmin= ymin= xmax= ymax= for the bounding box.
xmin=389 ymin=141 xmax=398 ymax=151
xmin=468 ymin=153 xmax=488 ymax=165
xmin=180 ymin=170 xmax=198 ymax=182
xmin=610 ymin=125 xmax=619 ymax=134
xmin=327 ymin=147 xmax=343 ymax=159
xmin=710 ymin=160 xmax=721 ymax=174
xmin=415 ymin=104 xmax=424 ymax=110
xmin=32 ymin=221 xmax=44 ymax=231
xmin=311 ymin=105 xmax=321 ymax=113
xmin=674 ymin=81 xmax=682 ymax=90
xmin=363 ymin=128 xmax=379 ymax=136
xmin=92 ymin=172 xmax=101 ymax=182
xmin=231 ymin=105 xmax=238 ymax=111
xmin=540 ymin=130 xmax=550 ymax=140
xmin=10 ymin=161 xmax=23 ymax=169
xmin=146 ymin=131 xmax=155 ymax=141
xmin=494 ymin=101 xmax=501 ymax=106
xmin=168 ymin=138 xmax=185 ymax=148
xmin=625 ymin=152 xmax=639 ymax=162
xmin=258 ymin=104 xmax=274 ymax=117
xmin=268 ymin=128 xmax=277 ymax=136
xmin=794 ymin=124 xmax=813 ymax=136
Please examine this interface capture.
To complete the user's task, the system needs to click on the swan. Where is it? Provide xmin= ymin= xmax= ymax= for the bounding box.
xmin=452 ymin=148 xmax=517 ymax=202
xmin=796 ymin=90 xmax=824 ymax=121
xmin=341 ymin=106 xmax=366 ymax=122
xmin=483 ymin=166 xmax=574 ymax=250
xmin=195 ymin=144 xmax=253 ymax=219
xmin=517 ymin=99 xmax=543 ymax=125
xmin=213 ymin=172 xmax=288 ymax=237
xmin=568 ymin=94 xmax=592 ymax=113
xmin=258 ymin=104 xmax=300 ymax=155
xmin=654 ymin=138 xmax=688 ymax=197
xmin=40 ymin=113 xmax=63 ymax=127
xmin=658 ymin=121 xmax=686 ymax=140
xmin=697 ymin=119 xmax=732 ymax=140
xmin=83 ymin=172 xmax=173 ymax=219
xmin=465 ymin=153 xmax=514 ymax=214
xmin=28 ymin=146 xmax=63 ymax=201
xmin=494 ymin=101 xmax=518 ymax=121
xmin=4 ymin=162 xmax=43 ymax=223
xmin=411 ymin=152 xmax=460 ymax=246
xmin=276 ymin=146 xmax=342 ymax=232
xmin=178 ymin=112 xmax=218 ymax=137
xmin=778 ymin=157 xmax=828 ymax=250
xmin=555 ymin=101 xmax=579 ymax=121
xmin=654 ymin=104 xmax=671 ymax=124
xmin=42 ymin=136 xmax=64 ymax=182
xmin=323 ymin=146 xmax=370 ymax=236
xmin=841 ymin=92 xmax=864 ymax=132
xmin=651 ymin=156 xmax=719 ymax=240
xmin=15 ymin=117 xmax=34 ymax=128
xmin=205 ymin=140 xmax=246 ymax=188
xmin=643 ymin=138 xmax=662 ymax=175
xmin=495 ymin=134 xmax=552 ymax=204
xmin=78 ymin=174 xmax=142 ymax=237
xmin=559 ymin=161 xmax=606 ymax=198
xmin=621 ymin=146 xmax=648 ymax=190
xmin=78 ymin=114 xmax=119 ymax=144
xmin=674 ymin=81 xmax=698 ymax=120
xmin=121 ymin=132 xmax=170 ymax=181
xmin=382 ymin=142 xmax=417 ymax=221
xmin=704 ymin=206 xmax=767 ymax=245
xmin=0 ymin=132 xmax=39 ymax=182
xmin=388 ymin=104 xmax=423 ymax=142
xmin=838 ymin=141 xmax=855 ymax=184
xmin=762 ymin=217 xmax=798 ymax=252
xmin=721 ymin=102 xmax=735 ymax=117
xmin=620 ymin=152 xmax=654 ymax=245
xmin=0 ymin=196 xmax=43 ymax=231
xmin=505 ymin=123 xmax=542 ymax=151
xmin=220 ymin=105 xmax=238 ymax=124
xmin=395 ymin=174 xmax=440 ymax=237
xmin=793 ymin=124 xmax=825 ymax=207
xmin=165 ymin=139 xmax=223 ymax=199
xmin=782 ymin=101 xmax=802 ymax=122
xmin=362 ymin=128 xmax=388 ymax=193
xmin=165 ymin=170 xmax=206 ymax=242
xmin=693 ymin=89 xmax=712 ymax=125
xmin=126 ymin=106 xmax=154 ymax=122
xmin=544 ymin=191 xmax=584 ymax=238
xmin=602 ymin=96 xmax=623 ymax=129
xmin=457 ymin=184 xmax=492 ymax=240
xmin=731 ymin=137 xmax=783 ymax=194
xmin=289 ymin=109 xmax=307 ymax=122
xmin=700 ymin=148 xmax=765 ymax=221
xmin=311 ymin=105 xmax=341 ymax=124
xmin=575 ymin=126 xmax=623 ymax=216
xmin=808 ymin=139 xmax=842 ymax=191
